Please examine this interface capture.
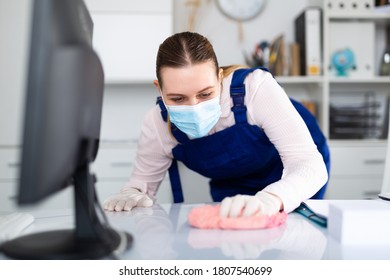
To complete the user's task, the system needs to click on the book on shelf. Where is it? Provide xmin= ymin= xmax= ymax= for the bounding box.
xmin=301 ymin=100 xmax=317 ymax=118
xmin=268 ymin=34 xmax=286 ymax=76
xmin=289 ymin=43 xmax=301 ymax=76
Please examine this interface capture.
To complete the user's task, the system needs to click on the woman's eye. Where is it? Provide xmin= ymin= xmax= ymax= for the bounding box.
xmin=170 ymin=97 xmax=184 ymax=103
xmin=199 ymin=92 xmax=212 ymax=98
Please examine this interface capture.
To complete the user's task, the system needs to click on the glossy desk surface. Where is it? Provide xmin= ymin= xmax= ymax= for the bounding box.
xmin=2 ymin=201 xmax=390 ymax=260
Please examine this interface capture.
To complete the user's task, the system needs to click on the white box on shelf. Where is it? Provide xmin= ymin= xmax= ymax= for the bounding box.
xmin=329 ymin=21 xmax=375 ymax=78
xmin=326 ymin=0 xmax=375 ymax=15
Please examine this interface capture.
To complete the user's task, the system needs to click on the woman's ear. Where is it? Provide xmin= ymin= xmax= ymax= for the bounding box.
xmin=218 ymin=68 xmax=223 ymax=81
xmin=153 ymin=79 xmax=162 ymax=95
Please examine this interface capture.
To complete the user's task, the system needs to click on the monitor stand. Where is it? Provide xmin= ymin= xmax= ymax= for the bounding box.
xmin=378 ymin=193 xmax=390 ymax=201
xmin=1 ymin=164 xmax=132 ymax=259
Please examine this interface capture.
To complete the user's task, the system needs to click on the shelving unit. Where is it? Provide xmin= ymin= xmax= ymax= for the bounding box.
xmin=292 ymin=1 xmax=390 ymax=199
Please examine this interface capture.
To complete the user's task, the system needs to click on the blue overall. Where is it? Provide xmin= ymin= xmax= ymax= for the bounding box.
xmin=157 ymin=68 xmax=330 ymax=203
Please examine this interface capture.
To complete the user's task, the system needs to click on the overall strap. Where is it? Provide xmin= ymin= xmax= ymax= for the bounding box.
xmin=156 ymin=96 xmax=185 ymax=203
xmin=156 ymin=96 xmax=168 ymax=121
xmin=230 ymin=67 xmax=270 ymax=124
xmin=168 ymin=159 xmax=184 ymax=203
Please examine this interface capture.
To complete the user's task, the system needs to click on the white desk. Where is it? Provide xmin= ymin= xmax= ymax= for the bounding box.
xmin=1 ymin=201 xmax=390 ymax=260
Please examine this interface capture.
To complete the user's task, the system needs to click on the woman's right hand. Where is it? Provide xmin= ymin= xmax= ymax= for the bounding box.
xmin=103 ymin=186 xmax=154 ymax=212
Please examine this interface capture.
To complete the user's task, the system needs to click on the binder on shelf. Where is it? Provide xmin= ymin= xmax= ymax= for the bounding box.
xmin=294 ymin=7 xmax=322 ymax=76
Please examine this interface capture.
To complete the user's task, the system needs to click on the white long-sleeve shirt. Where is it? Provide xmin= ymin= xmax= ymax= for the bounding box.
xmin=123 ymin=69 xmax=328 ymax=213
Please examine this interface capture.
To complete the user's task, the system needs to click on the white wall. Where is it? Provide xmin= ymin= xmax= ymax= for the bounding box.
xmin=0 ymin=0 xmax=31 ymax=146
xmin=100 ymin=84 xmax=157 ymax=143
xmin=173 ymin=0 xmax=322 ymax=66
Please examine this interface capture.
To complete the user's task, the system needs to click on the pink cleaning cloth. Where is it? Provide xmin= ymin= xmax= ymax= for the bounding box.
xmin=188 ymin=204 xmax=287 ymax=230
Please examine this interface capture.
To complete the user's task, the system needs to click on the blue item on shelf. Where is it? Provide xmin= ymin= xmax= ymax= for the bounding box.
xmin=332 ymin=48 xmax=355 ymax=76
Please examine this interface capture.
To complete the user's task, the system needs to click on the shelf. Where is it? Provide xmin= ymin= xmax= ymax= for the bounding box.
xmin=105 ymin=77 xmax=390 ymax=86
xmin=327 ymin=13 xmax=390 ymax=24
xmin=104 ymin=79 xmax=155 ymax=86
xmin=329 ymin=139 xmax=387 ymax=147
xmin=275 ymin=76 xmax=324 ymax=84
xmin=106 ymin=76 xmax=329 ymax=86
xmin=328 ymin=76 xmax=390 ymax=84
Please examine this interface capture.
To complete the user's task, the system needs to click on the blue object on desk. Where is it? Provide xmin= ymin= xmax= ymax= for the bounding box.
xmin=294 ymin=202 xmax=327 ymax=228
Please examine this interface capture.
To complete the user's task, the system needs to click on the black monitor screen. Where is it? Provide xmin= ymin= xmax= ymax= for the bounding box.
xmin=1 ymin=0 xmax=132 ymax=259
xmin=19 ymin=0 xmax=97 ymax=204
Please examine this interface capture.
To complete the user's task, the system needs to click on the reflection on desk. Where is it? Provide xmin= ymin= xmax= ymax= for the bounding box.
xmin=1 ymin=202 xmax=390 ymax=260
xmin=107 ymin=203 xmax=390 ymax=260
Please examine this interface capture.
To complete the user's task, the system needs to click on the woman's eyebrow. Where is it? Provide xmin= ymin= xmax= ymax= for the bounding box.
xmin=165 ymin=93 xmax=185 ymax=97
xmin=165 ymin=85 xmax=215 ymax=96
xmin=197 ymin=86 xmax=214 ymax=93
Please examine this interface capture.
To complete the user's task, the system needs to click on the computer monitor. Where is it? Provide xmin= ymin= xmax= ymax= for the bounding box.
xmin=1 ymin=0 xmax=132 ymax=259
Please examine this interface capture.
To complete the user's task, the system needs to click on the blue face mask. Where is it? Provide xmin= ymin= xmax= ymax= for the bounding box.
xmin=165 ymin=95 xmax=222 ymax=138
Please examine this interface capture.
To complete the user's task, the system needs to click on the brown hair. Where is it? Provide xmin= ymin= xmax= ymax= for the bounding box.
xmin=156 ymin=32 xmax=219 ymax=87
xmin=220 ymin=64 xmax=249 ymax=78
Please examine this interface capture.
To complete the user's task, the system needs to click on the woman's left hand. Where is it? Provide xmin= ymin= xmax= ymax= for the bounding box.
xmin=220 ymin=191 xmax=282 ymax=218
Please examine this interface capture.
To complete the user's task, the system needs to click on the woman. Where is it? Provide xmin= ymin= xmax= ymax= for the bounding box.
xmin=103 ymin=31 xmax=329 ymax=218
